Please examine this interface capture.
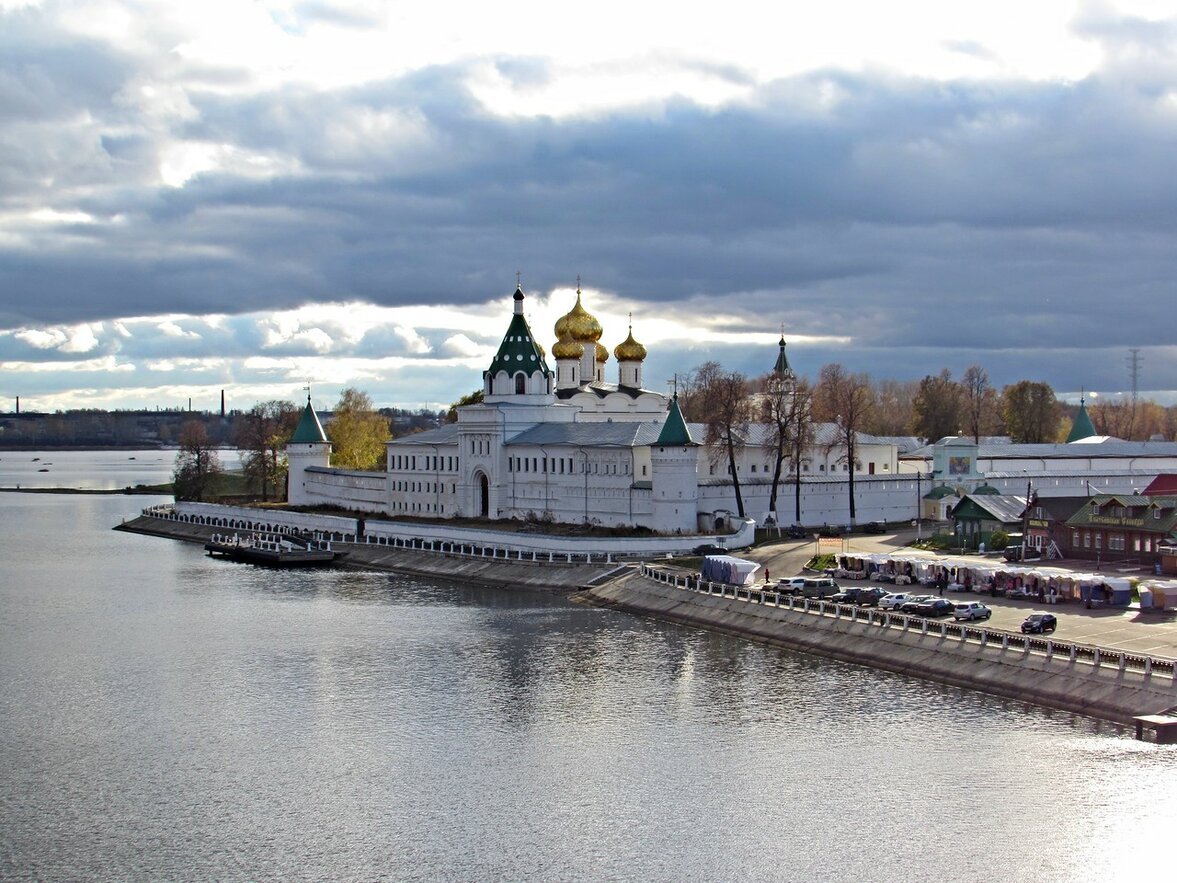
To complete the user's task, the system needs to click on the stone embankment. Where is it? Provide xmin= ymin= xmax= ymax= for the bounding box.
xmin=578 ymin=568 xmax=1177 ymax=726
xmin=115 ymin=515 xmax=621 ymax=592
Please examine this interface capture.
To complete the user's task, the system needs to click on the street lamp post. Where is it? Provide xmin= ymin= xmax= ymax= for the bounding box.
xmin=916 ymin=471 xmax=922 ymax=542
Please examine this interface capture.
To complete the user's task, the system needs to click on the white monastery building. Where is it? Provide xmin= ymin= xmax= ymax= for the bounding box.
xmin=287 ymin=284 xmax=1177 ymax=533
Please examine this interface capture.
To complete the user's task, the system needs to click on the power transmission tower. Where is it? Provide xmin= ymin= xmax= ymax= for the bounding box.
xmin=1128 ymin=348 xmax=1142 ymax=405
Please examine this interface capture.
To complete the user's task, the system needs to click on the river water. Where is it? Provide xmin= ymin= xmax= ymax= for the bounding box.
xmin=1 ymin=457 xmax=1176 ymax=881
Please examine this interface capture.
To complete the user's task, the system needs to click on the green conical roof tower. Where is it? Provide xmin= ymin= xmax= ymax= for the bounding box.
xmin=1066 ymin=396 xmax=1098 ymax=442
xmin=485 ymin=285 xmax=551 ymax=378
xmin=773 ymin=333 xmax=793 ymax=378
xmin=290 ymin=395 xmax=328 ymax=443
xmin=656 ymin=394 xmax=695 ymax=446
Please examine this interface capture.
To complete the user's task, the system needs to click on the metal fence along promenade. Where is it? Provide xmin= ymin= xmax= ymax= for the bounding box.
xmin=640 ymin=564 xmax=1177 ymax=689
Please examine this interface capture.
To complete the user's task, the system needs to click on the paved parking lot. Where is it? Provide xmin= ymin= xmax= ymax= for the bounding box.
xmin=744 ymin=530 xmax=1177 ymax=660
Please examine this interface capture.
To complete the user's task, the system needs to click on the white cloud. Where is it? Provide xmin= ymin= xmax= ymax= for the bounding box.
xmin=394 ymin=325 xmax=431 ymax=355
xmin=157 ymin=320 xmax=201 ymax=339
xmin=59 ymin=324 xmax=101 ymax=353
xmin=15 ymin=328 xmax=67 ymax=349
xmin=441 ymin=333 xmax=486 ymax=358
xmin=0 ymin=355 xmax=134 ymax=373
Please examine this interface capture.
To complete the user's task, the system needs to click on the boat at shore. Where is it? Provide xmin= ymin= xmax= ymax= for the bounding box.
xmin=203 ymin=532 xmax=338 ymax=567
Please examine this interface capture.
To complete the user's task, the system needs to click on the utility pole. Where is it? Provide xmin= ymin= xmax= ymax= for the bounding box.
xmin=1022 ymin=478 xmax=1032 ymax=562
xmin=916 ymin=471 xmax=922 ymax=542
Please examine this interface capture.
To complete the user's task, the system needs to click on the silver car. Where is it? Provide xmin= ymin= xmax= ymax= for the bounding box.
xmin=954 ymin=602 xmax=993 ymax=621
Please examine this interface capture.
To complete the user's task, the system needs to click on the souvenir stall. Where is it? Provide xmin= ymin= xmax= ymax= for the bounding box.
xmin=701 ymin=555 xmax=761 ymax=586
xmin=1139 ymin=581 xmax=1177 ymax=611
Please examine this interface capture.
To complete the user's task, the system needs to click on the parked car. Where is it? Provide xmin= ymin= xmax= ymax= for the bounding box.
xmin=878 ymin=592 xmax=913 ymax=611
xmin=830 ymin=588 xmax=863 ymax=604
xmin=818 ymin=523 xmax=842 ymax=537
xmin=908 ymin=598 xmax=956 ymax=617
xmin=1003 ymin=545 xmax=1042 ymax=562
xmin=1021 ymin=613 xmax=1058 ymax=634
xmin=693 ymin=544 xmax=727 ymax=555
xmin=953 ymin=602 xmax=993 ymax=621
xmin=899 ymin=594 xmax=937 ymax=613
xmin=777 ymin=577 xmax=808 ymax=595
xmin=857 ymin=587 xmax=887 ymax=607
xmin=1005 ymin=587 xmax=1037 ymax=601
xmin=801 ymin=577 xmax=840 ymax=598
xmin=864 ymin=520 xmax=886 ymax=534
xmin=786 ymin=524 xmax=807 ymax=539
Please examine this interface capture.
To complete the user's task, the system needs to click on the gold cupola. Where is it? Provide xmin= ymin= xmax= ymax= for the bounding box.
xmin=554 ymin=286 xmax=603 ymax=345
xmin=552 ymin=334 xmax=584 ymax=360
xmin=613 ymin=326 xmax=647 ymax=362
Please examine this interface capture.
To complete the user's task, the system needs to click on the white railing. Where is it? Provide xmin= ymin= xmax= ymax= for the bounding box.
xmin=142 ymin=504 xmax=624 ymax=565
xmin=639 ymin=564 xmax=1177 ymax=688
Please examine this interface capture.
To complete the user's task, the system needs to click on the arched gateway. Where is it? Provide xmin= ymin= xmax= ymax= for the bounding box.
xmin=477 ymin=472 xmax=490 ymax=518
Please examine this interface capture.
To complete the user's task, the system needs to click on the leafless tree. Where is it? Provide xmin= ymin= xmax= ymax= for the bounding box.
xmin=235 ymin=400 xmax=299 ymax=501
xmin=172 ymin=420 xmax=223 ymax=502
xmin=868 ymin=377 xmax=918 ymax=436
xmin=813 ymin=363 xmax=875 ymax=525
xmin=695 ymin=366 xmax=752 ymax=518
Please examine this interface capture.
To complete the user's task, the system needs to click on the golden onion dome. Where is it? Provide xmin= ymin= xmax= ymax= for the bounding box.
xmin=595 ymin=342 xmax=609 ymax=363
xmin=554 ymin=290 xmax=603 ymax=343
xmin=552 ymin=336 xmax=584 ymax=360
xmin=614 ymin=327 xmax=647 ymax=362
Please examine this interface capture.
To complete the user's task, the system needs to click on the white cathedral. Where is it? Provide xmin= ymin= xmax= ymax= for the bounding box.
xmin=287 ymin=283 xmax=910 ymax=532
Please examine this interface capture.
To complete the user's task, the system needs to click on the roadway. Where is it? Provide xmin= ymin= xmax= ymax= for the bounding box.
xmin=739 ymin=528 xmax=1177 ymax=661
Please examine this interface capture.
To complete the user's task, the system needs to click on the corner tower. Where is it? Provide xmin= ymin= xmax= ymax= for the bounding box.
xmin=650 ymin=394 xmax=699 ymax=533
xmin=286 ymin=394 xmax=332 ymax=506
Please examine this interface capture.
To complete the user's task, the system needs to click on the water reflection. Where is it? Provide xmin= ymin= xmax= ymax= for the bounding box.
xmin=1 ymin=492 xmax=1176 ymax=882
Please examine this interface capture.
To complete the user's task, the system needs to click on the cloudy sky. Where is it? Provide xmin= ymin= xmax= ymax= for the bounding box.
xmin=2 ymin=0 xmax=1175 ymax=414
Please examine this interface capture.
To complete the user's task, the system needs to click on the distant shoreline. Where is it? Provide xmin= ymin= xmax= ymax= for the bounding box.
xmin=0 ymin=486 xmax=170 ymax=495
xmin=0 ymin=446 xmax=179 ymax=452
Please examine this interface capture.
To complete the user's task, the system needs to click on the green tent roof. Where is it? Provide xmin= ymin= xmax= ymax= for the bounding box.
xmin=290 ymin=397 xmax=328 ymax=443
xmin=773 ymin=336 xmax=792 ymax=377
xmin=485 ymin=288 xmax=551 ymax=377
xmin=1066 ymin=400 xmax=1098 ymax=442
xmin=655 ymin=395 xmax=695 ymax=446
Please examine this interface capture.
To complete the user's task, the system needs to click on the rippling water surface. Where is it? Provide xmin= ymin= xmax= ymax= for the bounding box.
xmin=2 ymin=490 xmax=1175 ymax=881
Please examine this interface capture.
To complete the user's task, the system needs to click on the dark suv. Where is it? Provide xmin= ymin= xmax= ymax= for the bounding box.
xmin=829 ymin=587 xmax=863 ymax=605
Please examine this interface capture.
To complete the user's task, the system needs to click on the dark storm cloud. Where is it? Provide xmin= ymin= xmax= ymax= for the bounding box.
xmin=2 ymin=6 xmax=1176 ymax=401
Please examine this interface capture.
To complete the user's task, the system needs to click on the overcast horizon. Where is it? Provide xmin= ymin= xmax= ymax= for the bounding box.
xmin=2 ymin=0 xmax=1175 ymax=413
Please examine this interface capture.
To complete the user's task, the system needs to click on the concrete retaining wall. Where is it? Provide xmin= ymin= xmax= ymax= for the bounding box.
xmin=580 ymin=571 xmax=1177 ymax=725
